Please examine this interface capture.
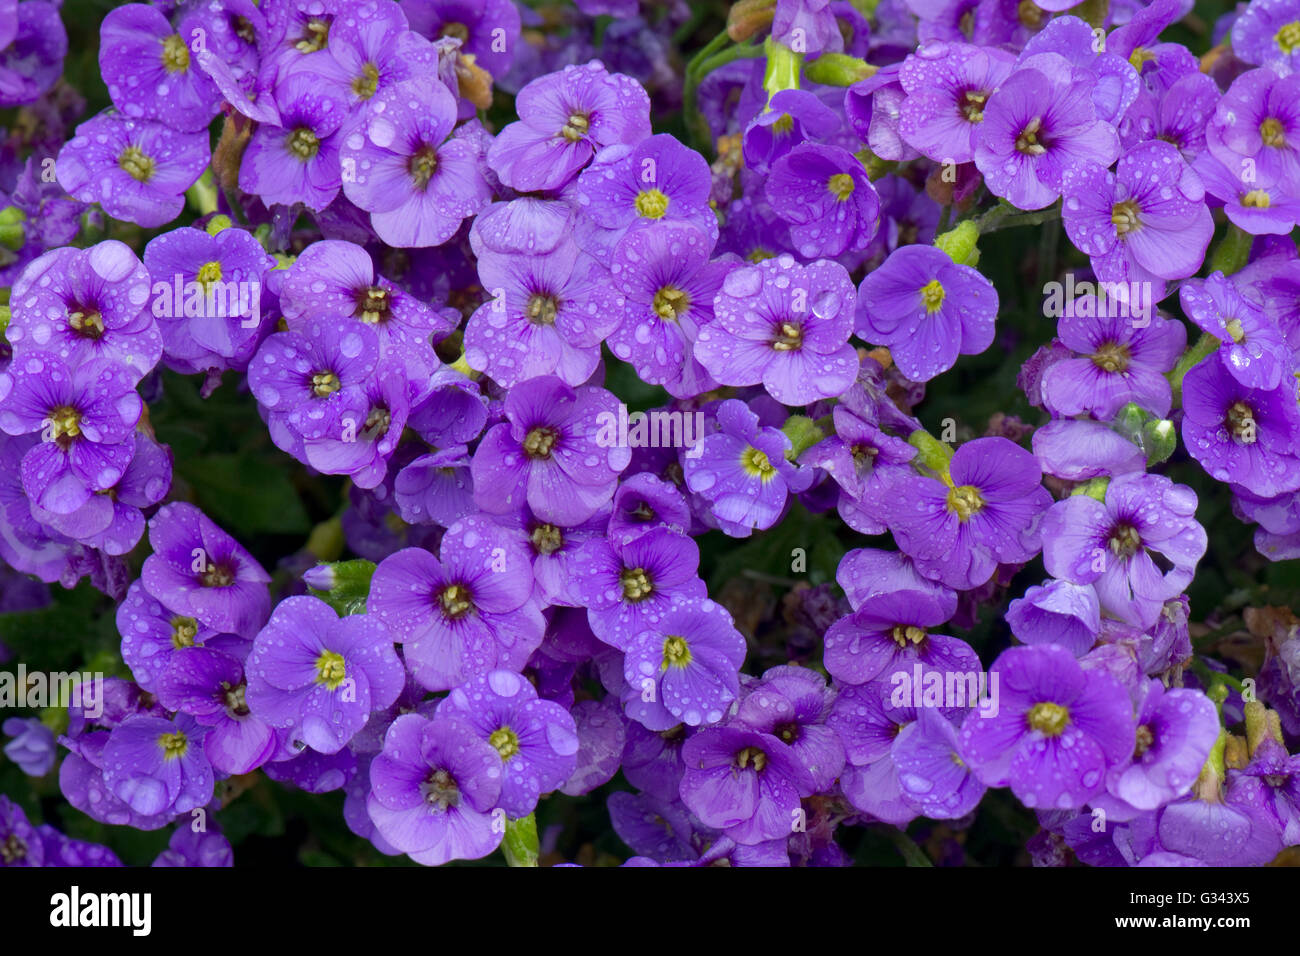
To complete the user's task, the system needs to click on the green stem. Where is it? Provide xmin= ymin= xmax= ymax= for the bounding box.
xmin=761 ymin=36 xmax=803 ymax=101
xmin=1167 ymin=332 xmax=1220 ymax=408
xmin=972 ymin=201 xmax=1062 ymax=234
xmin=888 ymin=827 xmax=933 ymax=867
xmin=682 ymin=34 xmax=763 ymax=156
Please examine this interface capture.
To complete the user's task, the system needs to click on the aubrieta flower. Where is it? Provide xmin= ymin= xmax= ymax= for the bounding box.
xmin=1006 ymin=579 xmax=1101 ymax=657
xmin=606 ymin=221 xmax=729 ymax=398
xmin=464 ymin=235 xmax=621 ymax=387
xmin=8 ymin=240 xmax=160 ymax=383
xmin=766 ymin=143 xmax=881 ymax=258
xmin=621 ymin=597 xmax=746 ymax=730
xmin=437 ymin=669 xmax=578 ymax=817
xmin=824 ymin=586 xmax=980 ymax=686
xmin=731 ymin=665 xmax=845 ymax=793
xmin=1231 ymin=0 xmax=1300 ymax=76
xmin=57 ymin=112 xmax=209 ymax=228
xmin=140 ymin=502 xmax=272 ymax=639
xmin=683 ymin=399 xmax=813 ymax=537
xmin=367 ymin=514 xmax=544 ymax=691
xmin=469 ymin=376 xmax=629 ymax=525
xmin=1041 ymin=472 xmax=1207 ymax=629
xmin=973 ymin=52 xmax=1120 ymax=211
xmin=827 ymin=679 xmax=921 ymax=825
xmin=1038 ymin=295 xmax=1186 ymax=419
xmin=1119 ymin=70 xmax=1218 ymax=159
xmin=960 ymin=644 xmax=1137 ymax=810
xmin=102 ymin=712 xmax=213 ymax=818
xmin=402 ymin=0 xmax=521 ymax=80
xmin=772 ymin=0 xmax=843 ymax=56
xmin=1104 ymin=0 xmax=1199 ymax=94
xmin=117 ymin=578 xmax=227 ymax=693
xmin=1020 ymin=16 xmax=1140 ymax=126
xmin=572 ymin=133 xmax=716 ymax=259
xmin=366 ymin=713 xmax=504 ymax=865
xmin=0 ymin=1 xmax=66 ymax=108
xmin=855 ymin=244 xmax=997 ymax=383
xmin=143 ymin=225 xmax=276 ymax=371
xmin=3 ymin=717 xmax=57 ymax=777
xmin=1062 ymin=139 xmax=1214 ymax=291
xmin=1207 ymin=68 xmax=1300 ymax=185
xmin=887 ymin=436 xmax=1051 ymax=591
xmin=897 ymin=41 xmax=1016 ymax=164
xmin=696 ymin=254 xmax=859 ymax=406
xmin=152 ymin=824 xmax=234 ymax=868
xmin=155 ymin=646 xmax=277 ymax=775
xmin=743 ymin=88 xmax=842 ymax=173
xmin=679 ymin=725 xmax=818 ymax=845
xmin=487 ymin=60 xmax=652 ymax=193
xmin=99 ymin=3 xmax=222 ymax=132
xmin=341 ymin=77 xmax=492 ymax=248
xmin=893 ymin=707 xmax=987 ymax=819
xmin=1235 ymin=738 xmax=1300 ymax=843
xmin=245 ymin=596 xmax=404 ymax=755
xmin=238 ymin=71 xmax=347 ymax=210
xmin=1180 ymin=271 xmax=1291 ymax=391
xmin=1181 ymin=352 xmax=1300 ymax=498
xmin=572 ymin=527 xmax=708 ymax=651
xmin=1193 ymin=151 xmax=1300 ymax=236
xmin=0 ymin=352 xmax=142 ymax=516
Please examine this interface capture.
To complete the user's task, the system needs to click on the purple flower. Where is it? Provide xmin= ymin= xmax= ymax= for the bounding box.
xmin=1030 ymin=418 xmax=1147 ymax=483
xmin=469 ymin=376 xmax=629 ymax=525
xmin=143 ymin=225 xmax=276 ymax=370
xmin=973 ymin=53 xmax=1120 ymax=211
xmin=1041 ymin=472 xmax=1206 ymax=630
xmin=1182 ymin=352 xmax=1300 ymax=497
xmin=102 ymin=713 xmax=213 ymax=817
xmin=0 ymin=2 xmax=66 ymax=108
xmin=960 ymin=644 xmax=1136 ymax=809
xmin=367 ymin=514 xmax=545 ymax=690
xmin=437 ymin=669 xmax=579 ymax=817
xmin=366 ymin=713 xmax=504 ymax=864
xmin=696 ymin=255 xmax=858 ymax=406
xmin=1062 ymin=140 xmax=1213 ymax=291
xmin=1103 ymin=679 xmax=1219 ymax=812
xmin=679 ymin=725 xmax=817 ymax=845
xmin=1236 ymin=738 xmax=1300 ymax=843
xmin=607 ymin=221 xmax=729 ymax=397
xmin=1180 ymin=271 xmax=1291 ymax=392
xmin=141 ymin=502 xmax=272 ymax=639
xmin=1039 ymin=295 xmax=1186 ymax=419
xmin=245 ymin=596 xmax=403 ymax=755
xmin=887 ymin=437 xmax=1051 ymax=591
xmin=238 ymin=71 xmax=347 ymax=210
xmin=394 ymin=445 xmax=476 ymax=527
xmin=57 ymin=113 xmax=208 ymax=228
xmin=743 ymin=88 xmax=841 ymax=173
xmin=2 ymin=717 xmax=56 ymax=776
xmin=855 ymin=244 xmax=997 ymax=383
xmin=487 ymin=61 xmax=651 ymax=193
xmin=1006 ymin=579 xmax=1101 ymax=657
xmin=117 ymin=578 xmax=230 ymax=691
xmin=731 ymin=665 xmax=845 ymax=792
xmin=1231 ymin=0 xmax=1300 ymax=75
xmin=621 ymin=597 xmax=746 ymax=729
xmin=894 ymin=708 xmax=987 ymax=818
xmin=766 ymin=143 xmax=881 ymax=258
xmin=608 ymin=472 xmax=692 ymax=545
xmin=402 ymin=0 xmax=522 ymax=79
xmin=572 ymin=527 xmax=708 ymax=651
xmin=156 ymin=646 xmax=277 ymax=775
xmin=99 ymin=3 xmax=221 ymax=131
xmin=824 ymin=586 xmax=981 ymax=686
xmin=0 ymin=352 xmax=142 ymax=516
xmin=1207 ymin=68 xmax=1300 ymax=188
xmin=464 ymin=236 xmax=621 ymax=387
xmin=772 ymin=0 xmax=843 ymax=56
xmin=573 ymin=133 xmax=716 ymax=260
xmin=341 ymin=77 xmax=492 ymax=247
xmin=898 ymin=41 xmax=1016 ymax=164
xmin=683 ymin=399 xmax=812 ymax=536
xmin=1193 ymin=150 xmax=1300 ymax=236
xmin=8 ymin=240 xmax=161 ymax=383
xmin=0 ymin=795 xmax=44 ymax=865
xmin=152 ymin=824 xmax=234 ymax=867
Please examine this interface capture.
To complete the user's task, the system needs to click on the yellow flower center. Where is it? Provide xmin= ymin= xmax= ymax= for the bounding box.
xmin=635 ymin=189 xmax=670 ymax=219
xmin=960 ymin=90 xmax=987 ymax=123
xmin=170 ymin=616 xmax=198 ymax=649
xmin=118 ymin=145 xmax=155 ymax=183
xmin=620 ymin=567 xmax=655 ymax=602
xmin=1227 ymin=400 xmax=1257 ymax=443
xmin=530 ymin=523 xmax=564 ymax=555
xmin=662 ymin=635 xmax=692 ymax=669
xmin=1015 ymin=117 xmax=1046 ymax=155
xmin=921 ymin=278 xmax=945 ymax=313
xmin=439 ymin=583 xmax=473 ymax=619
xmin=1091 ymin=340 xmax=1131 ymax=373
xmin=489 ymin=726 xmax=520 ymax=760
xmin=295 ymin=17 xmax=330 ymax=54
xmin=314 ymin=649 xmax=347 ymax=689
xmin=352 ymin=61 xmax=380 ymax=100
xmin=828 ymin=173 xmax=855 ymax=201
xmin=197 ymin=260 xmax=223 ymax=288
xmin=68 ymin=308 xmax=104 ymax=339
xmin=1108 ymin=523 xmax=1142 ymax=559
xmin=288 ymin=127 xmax=320 ymax=161
xmin=652 ymin=286 xmax=689 ymax=321
xmin=735 ymin=746 xmax=767 ymax=772
xmin=46 ymin=406 xmax=82 ymax=443
xmin=771 ymin=321 xmax=803 ymax=351
xmin=1112 ymin=199 xmax=1141 ymax=235
xmin=1225 ymin=318 xmax=1246 ymax=343
xmin=409 ymin=145 xmax=438 ymax=190
xmin=1242 ymin=188 xmax=1272 ymax=208
xmin=740 ymin=446 xmax=776 ymax=480
xmin=1027 ymin=701 xmax=1070 ymax=736
xmin=1260 ymin=117 xmax=1286 ymax=148
xmin=561 ymin=112 xmax=590 ymax=142
xmin=526 ymin=293 xmax=559 ymax=326
xmin=523 ymin=426 xmax=558 ymax=459
xmin=356 ymin=286 xmax=389 ymax=323
xmin=311 ymin=370 xmax=341 ymax=397
xmin=890 ymin=625 xmax=927 ymax=648
xmin=158 ymin=731 xmax=189 ymax=759
xmin=946 ymin=484 xmax=985 ymax=521
xmin=161 ymin=33 xmax=190 ymax=73
xmin=1275 ymin=20 xmax=1300 ymax=54
xmin=1128 ymin=46 xmax=1156 ymax=70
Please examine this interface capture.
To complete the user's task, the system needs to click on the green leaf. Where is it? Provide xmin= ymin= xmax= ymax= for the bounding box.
xmin=175 ymin=453 xmax=311 ymax=537
xmin=502 ymin=814 xmax=539 ymax=867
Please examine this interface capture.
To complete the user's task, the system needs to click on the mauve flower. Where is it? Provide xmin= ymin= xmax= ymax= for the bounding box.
xmin=960 ymin=644 xmax=1137 ymax=810
xmin=1006 ymin=579 xmax=1101 ymax=657
xmin=1231 ymin=0 xmax=1300 ymax=76
xmin=898 ymin=41 xmax=1016 ymax=164
xmin=766 ymin=143 xmax=881 ymax=259
xmin=696 ymin=254 xmax=859 ymax=406
xmin=102 ymin=713 xmax=213 ymax=817
xmin=1102 ymin=679 xmax=1219 ymax=812
xmin=238 ymin=70 xmax=347 ymax=210
xmin=1180 ymin=271 xmax=1290 ymax=391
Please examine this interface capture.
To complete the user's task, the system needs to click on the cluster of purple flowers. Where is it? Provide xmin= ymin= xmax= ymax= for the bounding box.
xmin=3 ymin=0 xmax=1300 ymax=869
